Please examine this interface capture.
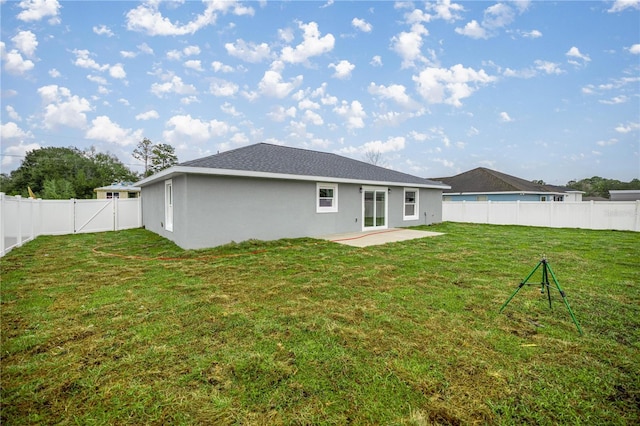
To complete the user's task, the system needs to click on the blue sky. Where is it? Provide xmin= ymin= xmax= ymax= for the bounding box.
xmin=1 ymin=0 xmax=638 ymax=184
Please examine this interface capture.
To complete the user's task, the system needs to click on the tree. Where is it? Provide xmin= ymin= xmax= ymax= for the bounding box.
xmin=566 ymin=176 xmax=640 ymax=198
xmin=2 ymin=146 xmax=138 ymax=199
xmin=133 ymin=138 xmax=154 ymax=177
xmin=363 ymin=149 xmax=387 ymax=167
xmin=149 ymin=143 xmax=178 ymax=175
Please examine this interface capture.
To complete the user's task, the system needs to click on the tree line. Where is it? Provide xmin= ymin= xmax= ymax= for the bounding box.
xmin=565 ymin=176 xmax=640 ymax=199
xmin=0 ymin=139 xmax=177 ymax=199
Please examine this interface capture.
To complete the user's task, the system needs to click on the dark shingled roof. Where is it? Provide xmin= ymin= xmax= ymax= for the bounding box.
xmin=435 ymin=167 xmax=557 ymax=193
xmin=181 ymin=143 xmax=447 ymax=187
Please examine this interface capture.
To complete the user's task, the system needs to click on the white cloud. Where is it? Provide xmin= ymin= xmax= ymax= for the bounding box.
xmin=162 ymin=114 xmax=231 ymax=144
xmin=0 ymin=42 xmax=35 ymax=75
xmin=85 ymin=115 xmax=142 ymax=147
xmin=483 ymin=3 xmax=515 ymax=29
xmin=329 ymin=60 xmax=355 ymax=79
xmin=362 ymin=136 xmax=406 ymax=153
xmin=455 ymin=20 xmax=488 ymax=39
xmin=258 ymin=61 xmax=303 ymax=98
xmin=629 ymin=44 xmax=640 ymax=54
xmin=303 ymin=110 xmax=324 ymax=126
xmin=426 ymin=0 xmax=465 ymax=22
xmin=522 ymin=29 xmax=542 ymax=38
xmin=73 ymin=49 xmax=108 ymax=71
xmin=600 ymin=95 xmax=628 ymax=105
xmin=370 ymin=55 xmax=383 ymax=67
xmin=212 ymin=61 xmax=234 ymax=73
xmin=109 ymin=63 xmax=126 ymax=79
xmin=87 ymin=75 xmax=108 ymax=85
xmin=209 ymin=79 xmax=239 ymax=97
xmin=2 ymin=141 xmax=41 ymax=167
xmin=93 ymin=25 xmax=114 ymax=37
xmin=225 ymin=39 xmax=272 ymax=63
xmin=596 ymin=138 xmax=618 ymax=146
xmin=499 ymin=111 xmax=513 ymax=122
xmin=12 ymin=30 xmax=38 ymax=57
xmin=221 ymin=102 xmax=242 ymax=117
xmin=17 ymin=0 xmax=61 ymax=23
xmin=280 ymin=21 xmax=335 ymax=64
xmin=534 ymin=60 xmax=564 ymax=75
xmin=268 ymin=105 xmax=297 ymax=122
xmin=614 ymin=122 xmax=640 ymax=133
xmin=608 ymin=0 xmax=640 ymax=13
xmin=333 ymin=100 xmax=366 ymax=129
xmin=352 ymin=17 xmax=372 ymax=32
xmin=121 ymin=51 xmax=137 ymax=59
xmin=6 ymin=106 xmax=21 ymax=121
xmin=126 ymin=0 xmax=254 ymax=36
xmin=181 ymin=96 xmax=200 ymax=105
xmin=413 ymin=64 xmax=496 ymax=107
xmin=135 ymin=110 xmax=159 ymax=121
xmin=37 ymin=85 xmax=92 ymax=129
xmin=137 ymin=43 xmax=154 ymax=55
xmin=150 ymin=75 xmax=197 ymax=97
xmin=1 ymin=121 xmax=33 ymax=139
xmin=49 ymin=68 xmax=61 ymax=78
xmin=391 ymin=23 xmax=429 ymax=68
xmin=368 ymin=82 xmax=419 ymax=109
xmin=566 ymin=46 xmax=591 ymax=66
xmin=184 ymin=59 xmax=203 ymax=71
xmin=183 ymin=45 xmax=201 ymax=56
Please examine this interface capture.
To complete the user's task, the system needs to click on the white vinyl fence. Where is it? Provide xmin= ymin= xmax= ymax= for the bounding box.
xmin=0 ymin=193 xmax=142 ymax=257
xmin=443 ymin=200 xmax=640 ymax=232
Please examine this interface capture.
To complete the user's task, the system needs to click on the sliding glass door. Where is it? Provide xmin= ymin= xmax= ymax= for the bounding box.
xmin=363 ymin=188 xmax=387 ymax=230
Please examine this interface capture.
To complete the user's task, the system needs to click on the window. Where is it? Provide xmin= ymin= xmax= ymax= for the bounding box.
xmin=403 ymin=188 xmax=419 ymax=220
xmin=476 ymin=195 xmax=488 ymax=201
xmin=106 ymin=192 xmax=120 ymax=199
xmin=317 ymin=183 xmax=338 ymax=213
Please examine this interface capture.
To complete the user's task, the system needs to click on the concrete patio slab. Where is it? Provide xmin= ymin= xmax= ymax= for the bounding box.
xmin=320 ymin=228 xmax=444 ymax=247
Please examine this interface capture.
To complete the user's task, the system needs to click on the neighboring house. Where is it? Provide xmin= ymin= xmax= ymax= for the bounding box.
xmin=136 ymin=143 xmax=450 ymax=249
xmin=435 ymin=167 xmax=583 ymax=202
xmin=94 ymin=182 xmax=141 ymax=199
xmin=609 ymin=190 xmax=640 ymax=201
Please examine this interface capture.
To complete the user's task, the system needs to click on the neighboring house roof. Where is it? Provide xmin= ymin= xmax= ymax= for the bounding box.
xmin=137 ymin=143 xmax=450 ymax=189
xmin=94 ymin=183 xmax=140 ymax=192
xmin=609 ymin=190 xmax=640 ymax=201
xmin=434 ymin=167 xmax=567 ymax=195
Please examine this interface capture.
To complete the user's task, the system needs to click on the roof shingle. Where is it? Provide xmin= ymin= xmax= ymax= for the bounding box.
xmin=181 ymin=143 xmax=446 ymax=187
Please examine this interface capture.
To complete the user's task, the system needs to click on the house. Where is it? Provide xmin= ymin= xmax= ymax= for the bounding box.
xmin=435 ymin=167 xmax=583 ymax=202
xmin=609 ymin=190 xmax=640 ymax=201
xmin=135 ymin=143 xmax=450 ymax=249
xmin=94 ymin=182 xmax=141 ymax=199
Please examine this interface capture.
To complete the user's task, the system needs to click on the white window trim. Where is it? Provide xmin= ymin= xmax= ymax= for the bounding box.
xmin=403 ymin=188 xmax=419 ymax=221
xmin=316 ymin=182 xmax=338 ymax=213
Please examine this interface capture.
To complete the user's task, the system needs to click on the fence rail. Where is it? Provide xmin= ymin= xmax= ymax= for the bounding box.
xmin=443 ymin=200 xmax=640 ymax=232
xmin=0 ymin=193 xmax=142 ymax=257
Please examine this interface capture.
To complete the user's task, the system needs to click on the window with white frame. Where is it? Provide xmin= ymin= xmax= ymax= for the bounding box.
xmin=403 ymin=188 xmax=419 ymax=220
xmin=317 ymin=183 xmax=338 ymax=213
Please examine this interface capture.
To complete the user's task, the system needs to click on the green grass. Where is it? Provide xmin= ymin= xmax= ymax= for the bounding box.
xmin=1 ymin=223 xmax=638 ymax=425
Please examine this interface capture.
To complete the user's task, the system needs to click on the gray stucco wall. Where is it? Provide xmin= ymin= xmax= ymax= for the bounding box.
xmin=141 ymin=174 xmax=443 ymax=249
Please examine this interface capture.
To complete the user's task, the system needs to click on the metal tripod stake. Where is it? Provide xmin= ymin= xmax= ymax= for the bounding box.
xmin=500 ymin=257 xmax=583 ymax=335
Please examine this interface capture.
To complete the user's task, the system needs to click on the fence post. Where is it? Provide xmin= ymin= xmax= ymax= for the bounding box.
xmin=0 ymin=193 xmax=4 ymax=256
xmin=114 ymin=197 xmax=118 ymax=231
xmin=635 ymin=200 xmax=640 ymax=232
xmin=516 ymin=200 xmax=520 ymax=225
xmin=16 ymin=196 xmax=23 ymax=248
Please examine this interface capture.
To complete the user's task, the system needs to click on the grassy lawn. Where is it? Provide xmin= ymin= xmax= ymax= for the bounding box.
xmin=1 ymin=222 xmax=638 ymax=425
